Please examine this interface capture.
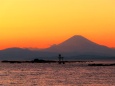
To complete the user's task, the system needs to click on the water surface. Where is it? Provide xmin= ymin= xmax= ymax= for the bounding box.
xmin=0 ymin=62 xmax=115 ymax=86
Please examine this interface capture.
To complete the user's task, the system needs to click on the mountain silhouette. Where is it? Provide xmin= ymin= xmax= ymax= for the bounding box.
xmin=45 ymin=35 xmax=113 ymax=54
xmin=0 ymin=35 xmax=115 ymax=60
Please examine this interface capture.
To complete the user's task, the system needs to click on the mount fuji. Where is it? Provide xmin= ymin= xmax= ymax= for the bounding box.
xmin=0 ymin=35 xmax=115 ymax=60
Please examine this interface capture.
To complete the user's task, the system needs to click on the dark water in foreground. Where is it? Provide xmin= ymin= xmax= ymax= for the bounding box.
xmin=0 ymin=62 xmax=115 ymax=86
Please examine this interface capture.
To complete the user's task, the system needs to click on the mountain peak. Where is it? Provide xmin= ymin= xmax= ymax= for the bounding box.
xmin=45 ymin=35 xmax=113 ymax=55
xmin=47 ymin=35 xmax=104 ymax=52
xmin=71 ymin=35 xmax=84 ymax=38
xmin=69 ymin=35 xmax=87 ymax=40
xmin=65 ymin=35 xmax=89 ymax=43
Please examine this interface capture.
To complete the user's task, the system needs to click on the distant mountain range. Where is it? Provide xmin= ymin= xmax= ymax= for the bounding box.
xmin=0 ymin=35 xmax=115 ymax=61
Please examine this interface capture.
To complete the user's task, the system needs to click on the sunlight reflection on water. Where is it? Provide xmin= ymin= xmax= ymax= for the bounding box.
xmin=0 ymin=62 xmax=115 ymax=86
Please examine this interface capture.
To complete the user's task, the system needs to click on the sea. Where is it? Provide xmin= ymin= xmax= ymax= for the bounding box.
xmin=0 ymin=61 xmax=115 ymax=86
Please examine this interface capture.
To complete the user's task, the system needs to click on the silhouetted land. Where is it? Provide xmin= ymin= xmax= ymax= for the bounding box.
xmin=1 ymin=59 xmax=93 ymax=64
xmin=88 ymin=63 xmax=115 ymax=66
xmin=1 ymin=58 xmax=115 ymax=66
xmin=1 ymin=60 xmax=56 ymax=63
xmin=0 ymin=35 xmax=115 ymax=61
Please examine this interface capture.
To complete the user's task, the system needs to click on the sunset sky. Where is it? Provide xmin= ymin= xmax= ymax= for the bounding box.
xmin=0 ymin=0 xmax=115 ymax=50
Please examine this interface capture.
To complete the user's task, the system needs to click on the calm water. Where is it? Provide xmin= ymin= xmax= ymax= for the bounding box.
xmin=0 ymin=62 xmax=115 ymax=86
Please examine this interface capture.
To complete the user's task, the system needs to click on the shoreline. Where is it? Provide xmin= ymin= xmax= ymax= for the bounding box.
xmin=1 ymin=60 xmax=93 ymax=64
xmin=1 ymin=60 xmax=115 ymax=66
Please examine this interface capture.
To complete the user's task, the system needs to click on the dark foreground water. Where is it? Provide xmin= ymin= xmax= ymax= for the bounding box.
xmin=0 ymin=62 xmax=115 ymax=86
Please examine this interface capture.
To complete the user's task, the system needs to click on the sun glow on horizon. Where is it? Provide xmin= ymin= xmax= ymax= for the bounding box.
xmin=0 ymin=0 xmax=115 ymax=50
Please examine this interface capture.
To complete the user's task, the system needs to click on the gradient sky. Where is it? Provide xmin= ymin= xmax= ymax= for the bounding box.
xmin=0 ymin=0 xmax=115 ymax=50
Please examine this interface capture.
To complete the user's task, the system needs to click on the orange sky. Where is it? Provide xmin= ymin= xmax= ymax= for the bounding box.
xmin=0 ymin=0 xmax=115 ymax=50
